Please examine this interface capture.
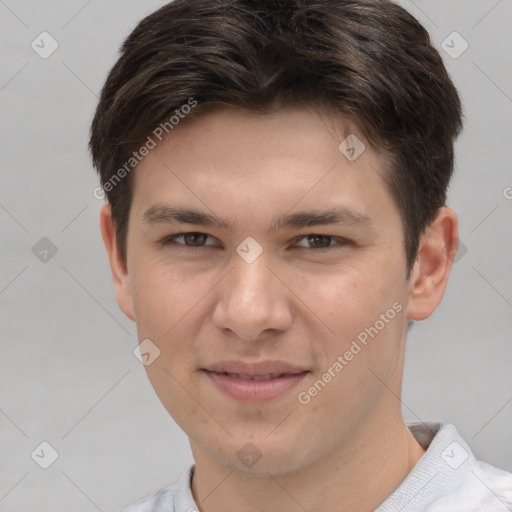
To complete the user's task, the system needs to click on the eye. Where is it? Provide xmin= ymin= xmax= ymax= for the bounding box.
xmin=162 ymin=232 xmax=217 ymax=248
xmin=294 ymin=234 xmax=347 ymax=250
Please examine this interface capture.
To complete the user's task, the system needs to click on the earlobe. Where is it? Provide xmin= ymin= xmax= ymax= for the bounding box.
xmin=406 ymin=207 xmax=459 ymax=321
xmin=99 ymin=204 xmax=136 ymax=321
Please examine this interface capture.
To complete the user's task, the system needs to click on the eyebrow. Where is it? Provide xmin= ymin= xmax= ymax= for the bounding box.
xmin=141 ymin=204 xmax=373 ymax=232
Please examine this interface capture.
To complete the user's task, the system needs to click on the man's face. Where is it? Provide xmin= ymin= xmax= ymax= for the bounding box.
xmin=122 ymin=107 xmax=412 ymax=475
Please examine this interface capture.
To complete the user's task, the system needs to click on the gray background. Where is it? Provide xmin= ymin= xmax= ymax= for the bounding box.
xmin=1 ymin=1 xmax=511 ymax=511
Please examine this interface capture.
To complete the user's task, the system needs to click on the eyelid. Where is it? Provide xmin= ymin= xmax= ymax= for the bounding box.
xmin=162 ymin=232 xmax=219 ymax=247
xmin=162 ymin=232 xmax=349 ymax=250
xmin=293 ymin=234 xmax=348 ymax=249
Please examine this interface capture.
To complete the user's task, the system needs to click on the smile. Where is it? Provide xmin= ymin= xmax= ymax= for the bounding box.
xmin=203 ymin=369 xmax=309 ymax=401
xmin=218 ymin=372 xmax=291 ymax=380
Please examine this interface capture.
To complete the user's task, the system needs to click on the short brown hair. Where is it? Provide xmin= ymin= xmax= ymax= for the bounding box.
xmin=89 ymin=0 xmax=462 ymax=274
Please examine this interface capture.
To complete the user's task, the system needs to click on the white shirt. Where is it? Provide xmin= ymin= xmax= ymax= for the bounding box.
xmin=120 ymin=423 xmax=512 ymax=512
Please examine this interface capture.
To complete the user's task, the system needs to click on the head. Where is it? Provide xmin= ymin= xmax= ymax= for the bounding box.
xmin=90 ymin=0 xmax=462 ymax=476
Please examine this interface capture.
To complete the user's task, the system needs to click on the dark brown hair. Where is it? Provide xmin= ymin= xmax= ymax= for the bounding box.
xmin=89 ymin=0 xmax=462 ymax=274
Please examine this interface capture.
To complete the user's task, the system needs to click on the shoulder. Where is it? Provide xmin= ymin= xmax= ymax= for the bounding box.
xmin=119 ymin=466 xmax=197 ymax=512
xmin=120 ymin=485 xmax=177 ymax=512
xmin=431 ymin=424 xmax=512 ymax=511
xmin=377 ymin=423 xmax=512 ymax=511
xmin=438 ymin=458 xmax=512 ymax=511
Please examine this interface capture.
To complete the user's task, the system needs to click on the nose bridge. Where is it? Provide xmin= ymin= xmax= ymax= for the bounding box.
xmin=212 ymin=251 xmax=292 ymax=339
xmin=229 ymin=253 xmax=276 ymax=311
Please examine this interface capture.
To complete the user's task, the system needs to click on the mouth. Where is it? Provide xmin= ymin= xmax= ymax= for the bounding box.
xmin=201 ymin=361 xmax=309 ymax=401
xmin=209 ymin=371 xmax=302 ymax=380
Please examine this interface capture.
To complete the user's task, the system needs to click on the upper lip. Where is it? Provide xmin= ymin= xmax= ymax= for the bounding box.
xmin=203 ymin=360 xmax=308 ymax=377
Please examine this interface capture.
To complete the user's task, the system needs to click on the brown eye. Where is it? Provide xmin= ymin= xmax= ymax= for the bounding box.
xmin=295 ymin=234 xmax=342 ymax=249
xmin=163 ymin=232 xmax=216 ymax=248
xmin=305 ymin=234 xmax=333 ymax=249
xmin=182 ymin=233 xmax=208 ymax=246
xmin=293 ymin=234 xmax=350 ymax=251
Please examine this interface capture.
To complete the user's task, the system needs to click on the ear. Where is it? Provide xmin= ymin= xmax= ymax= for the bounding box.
xmin=406 ymin=207 xmax=459 ymax=321
xmin=99 ymin=204 xmax=136 ymax=321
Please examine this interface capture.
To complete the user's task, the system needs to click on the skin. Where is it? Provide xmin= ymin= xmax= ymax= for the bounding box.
xmin=100 ymin=106 xmax=458 ymax=512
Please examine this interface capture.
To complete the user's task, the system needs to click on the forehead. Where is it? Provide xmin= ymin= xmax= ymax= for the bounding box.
xmin=130 ymin=107 xmax=397 ymax=230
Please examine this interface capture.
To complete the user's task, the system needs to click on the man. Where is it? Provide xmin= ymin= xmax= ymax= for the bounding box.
xmin=89 ymin=0 xmax=512 ymax=510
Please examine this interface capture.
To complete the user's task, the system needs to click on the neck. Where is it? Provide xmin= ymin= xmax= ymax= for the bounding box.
xmin=191 ymin=408 xmax=426 ymax=512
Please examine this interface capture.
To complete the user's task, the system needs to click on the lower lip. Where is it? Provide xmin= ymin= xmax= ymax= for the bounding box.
xmin=204 ymin=371 xmax=308 ymax=402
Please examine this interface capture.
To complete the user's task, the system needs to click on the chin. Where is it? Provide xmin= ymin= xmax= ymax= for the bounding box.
xmin=209 ymin=437 xmax=316 ymax=478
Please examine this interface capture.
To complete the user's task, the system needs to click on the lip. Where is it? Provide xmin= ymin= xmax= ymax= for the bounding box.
xmin=202 ymin=360 xmax=309 ymax=402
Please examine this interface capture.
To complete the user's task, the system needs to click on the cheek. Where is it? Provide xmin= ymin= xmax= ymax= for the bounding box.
xmin=302 ymin=270 xmax=383 ymax=331
xmin=130 ymin=262 xmax=212 ymax=378
xmin=130 ymin=264 xmax=208 ymax=422
xmin=305 ymin=267 xmax=406 ymax=367
xmin=144 ymin=362 xmax=208 ymax=435
xmin=130 ymin=262 xmax=195 ymax=334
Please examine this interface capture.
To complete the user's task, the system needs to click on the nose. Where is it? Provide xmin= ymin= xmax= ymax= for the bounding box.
xmin=212 ymin=253 xmax=293 ymax=342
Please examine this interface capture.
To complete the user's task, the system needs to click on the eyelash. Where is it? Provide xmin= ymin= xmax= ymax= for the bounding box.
xmin=161 ymin=232 xmax=348 ymax=251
